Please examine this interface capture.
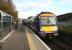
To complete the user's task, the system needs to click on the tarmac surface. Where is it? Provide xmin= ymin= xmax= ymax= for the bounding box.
xmin=2 ymin=24 xmax=30 ymax=50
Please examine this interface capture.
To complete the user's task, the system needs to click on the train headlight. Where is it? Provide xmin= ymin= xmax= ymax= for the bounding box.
xmin=40 ymin=29 xmax=43 ymax=31
xmin=54 ymin=27 xmax=58 ymax=31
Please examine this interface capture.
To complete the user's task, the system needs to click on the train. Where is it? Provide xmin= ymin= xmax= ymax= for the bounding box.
xmin=57 ymin=13 xmax=72 ymax=35
xmin=23 ymin=12 xmax=58 ymax=38
xmin=57 ymin=13 xmax=72 ymax=45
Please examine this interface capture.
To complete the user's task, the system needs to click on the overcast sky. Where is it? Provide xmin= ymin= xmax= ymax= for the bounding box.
xmin=12 ymin=0 xmax=72 ymax=19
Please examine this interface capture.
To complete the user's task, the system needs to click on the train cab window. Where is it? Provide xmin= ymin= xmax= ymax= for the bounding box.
xmin=40 ymin=16 xmax=56 ymax=26
xmin=48 ymin=16 xmax=56 ymax=25
xmin=40 ymin=17 xmax=48 ymax=25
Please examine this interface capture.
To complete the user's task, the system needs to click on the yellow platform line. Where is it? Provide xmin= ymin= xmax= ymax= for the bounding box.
xmin=26 ymin=29 xmax=37 ymax=50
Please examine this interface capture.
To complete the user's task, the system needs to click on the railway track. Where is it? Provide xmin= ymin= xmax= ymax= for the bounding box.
xmin=44 ymin=38 xmax=72 ymax=50
xmin=28 ymin=27 xmax=72 ymax=50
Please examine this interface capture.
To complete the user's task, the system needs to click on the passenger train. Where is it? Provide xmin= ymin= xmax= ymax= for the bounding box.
xmin=23 ymin=12 xmax=58 ymax=38
xmin=57 ymin=13 xmax=72 ymax=44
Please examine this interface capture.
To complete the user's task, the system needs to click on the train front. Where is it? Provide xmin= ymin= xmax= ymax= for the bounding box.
xmin=39 ymin=12 xmax=58 ymax=37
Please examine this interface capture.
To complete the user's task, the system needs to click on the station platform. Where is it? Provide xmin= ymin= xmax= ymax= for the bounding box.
xmin=0 ymin=25 xmax=51 ymax=50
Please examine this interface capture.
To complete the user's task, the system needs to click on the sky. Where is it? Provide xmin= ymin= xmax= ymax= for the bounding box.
xmin=12 ymin=0 xmax=72 ymax=19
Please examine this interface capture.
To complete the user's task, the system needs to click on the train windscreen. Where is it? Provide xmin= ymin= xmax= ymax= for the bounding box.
xmin=40 ymin=16 xmax=56 ymax=26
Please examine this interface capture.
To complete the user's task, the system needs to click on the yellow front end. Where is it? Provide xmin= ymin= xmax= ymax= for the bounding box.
xmin=40 ymin=26 xmax=58 ymax=33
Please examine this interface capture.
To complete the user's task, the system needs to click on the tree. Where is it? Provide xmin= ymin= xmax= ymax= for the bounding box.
xmin=0 ymin=0 xmax=18 ymax=25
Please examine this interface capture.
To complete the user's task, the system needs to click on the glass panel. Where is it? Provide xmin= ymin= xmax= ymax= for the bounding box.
xmin=40 ymin=17 xmax=48 ymax=25
xmin=3 ymin=16 xmax=11 ymax=22
xmin=49 ymin=17 xmax=56 ymax=25
xmin=40 ymin=16 xmax=56 ymax=25
xmin=1 ymin=15 xmax=12 ymax=38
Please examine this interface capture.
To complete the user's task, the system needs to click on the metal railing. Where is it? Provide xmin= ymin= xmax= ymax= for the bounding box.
xmin=0 ymin=26 xmax=12 ymax=39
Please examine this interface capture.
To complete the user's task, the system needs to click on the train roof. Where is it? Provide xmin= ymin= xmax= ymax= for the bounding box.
xmin=40 ymin=12 xmax=54 ymax=14
xmin=57 ymin=12 xmax=72 ymax=21
xmin=36 ymin=12 xmax=55 ymax=17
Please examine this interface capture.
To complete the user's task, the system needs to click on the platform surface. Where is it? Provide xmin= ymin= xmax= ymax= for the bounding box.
xmin=1 ymin=24 xmax=30 ymax=50
xmin=0 ymin=24 xmax=51 ymax=50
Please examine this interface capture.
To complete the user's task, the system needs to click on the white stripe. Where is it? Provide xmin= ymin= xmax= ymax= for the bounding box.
xmin=2 ymin=31 xmax=15 ymax=41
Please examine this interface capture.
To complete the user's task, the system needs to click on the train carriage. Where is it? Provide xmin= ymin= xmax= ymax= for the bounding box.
xmin=24 ymin=12 xmax=58 ymax=38
xmin=35 ymin=12 xmax=58 ymax=38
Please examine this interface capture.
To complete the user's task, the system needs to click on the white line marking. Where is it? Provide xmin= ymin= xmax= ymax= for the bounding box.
xmin=2 ymin=31 xmax=15 ymax=41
